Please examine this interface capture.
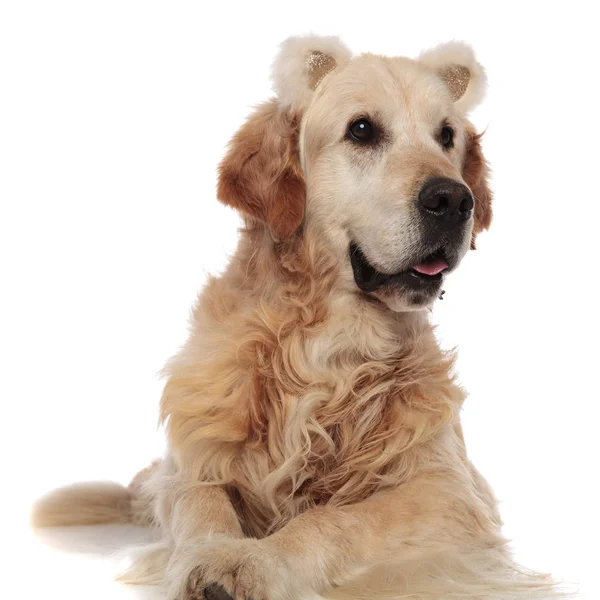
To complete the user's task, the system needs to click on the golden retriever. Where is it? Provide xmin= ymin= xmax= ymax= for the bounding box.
xmin=33 ymin=36 xmax=563 ymax=600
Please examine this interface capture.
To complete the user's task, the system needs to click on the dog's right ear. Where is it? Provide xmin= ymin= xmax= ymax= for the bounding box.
xmin=217 ymin=100 xmax=305 ymax=240
xmin=217 ymin=36 xmax=351 ymax=239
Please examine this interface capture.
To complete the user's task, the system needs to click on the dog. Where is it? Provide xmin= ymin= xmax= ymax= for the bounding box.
xmin=32 ymin=36 xmax=563 ymax=600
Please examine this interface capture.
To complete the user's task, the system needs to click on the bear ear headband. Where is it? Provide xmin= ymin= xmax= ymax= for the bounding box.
xmin=418 ymin=41 xmax=487 ymax=112
xmin=273 ymin=36 xmax=486 ymax=115
xmin=271 ymin=36 xmax=352 ymax=113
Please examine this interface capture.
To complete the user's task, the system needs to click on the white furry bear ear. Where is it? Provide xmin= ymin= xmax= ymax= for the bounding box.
xmin=418 ymin=41 xmax=487 ymax=113
xmin=272 ymin=35 xmax=352 ymax=112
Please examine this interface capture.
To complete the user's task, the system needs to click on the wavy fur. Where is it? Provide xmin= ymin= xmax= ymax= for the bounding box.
xmin=33 ymin=36 xmax=571 ymax=600
xmin=161 ymin=231 xmax=463 ymax=536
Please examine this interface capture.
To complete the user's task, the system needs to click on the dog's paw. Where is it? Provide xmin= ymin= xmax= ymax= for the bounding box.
xmin=183 ymin=538 xmax=299 ymax=600
xmin=203 ymin=583 xmax=235 ymax=600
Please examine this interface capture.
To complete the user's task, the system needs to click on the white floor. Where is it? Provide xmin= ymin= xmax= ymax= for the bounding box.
xmin=20 ymin=525 xmax=165 ymax=600
xmin=21 ymin=523 xmax=587 ymax=599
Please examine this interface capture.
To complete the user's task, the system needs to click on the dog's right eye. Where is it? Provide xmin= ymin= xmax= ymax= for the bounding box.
xmin=348 ymin=119 xmax=374 ymax=143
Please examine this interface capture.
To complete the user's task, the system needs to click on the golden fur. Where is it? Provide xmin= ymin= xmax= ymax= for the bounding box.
xmin=32 ymin=37 xmax=567 ymax=599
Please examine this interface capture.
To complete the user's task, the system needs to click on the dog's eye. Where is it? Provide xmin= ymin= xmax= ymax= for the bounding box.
xmin=440 ymin=125 xmax=454 ymax=149
xmin=348 ymin=119 xmax=374 ymax=143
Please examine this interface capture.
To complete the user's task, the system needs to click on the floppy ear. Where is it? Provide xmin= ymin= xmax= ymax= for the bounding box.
xmin=462 ymin=126 xmax=493 ymax=248
xmin=217 ymin=35 xmax=351 ymax=239
xmin=217 ymin=100 xmax=305 ymax=240
xmin=419 ymin=41 xmax=487 ymax=113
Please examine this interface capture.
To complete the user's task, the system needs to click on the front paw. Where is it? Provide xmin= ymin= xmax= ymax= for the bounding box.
xmin=203 ymin=583 xmax=233 ymax=600
xmin=203 ymin=583 xmax=235 ymax=600
xmin=184 ymin=538 xmax=299 ymax=600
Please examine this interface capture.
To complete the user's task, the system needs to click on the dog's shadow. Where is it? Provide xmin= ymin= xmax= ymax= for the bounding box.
xmin=35 ymin=524 xmax=164 ymax=599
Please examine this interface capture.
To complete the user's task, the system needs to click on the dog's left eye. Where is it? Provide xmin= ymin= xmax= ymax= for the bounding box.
xmin=348 ymin=119 xmax=374 ymax=143
xmin=440 ymin=125 xmax=454 ymax=149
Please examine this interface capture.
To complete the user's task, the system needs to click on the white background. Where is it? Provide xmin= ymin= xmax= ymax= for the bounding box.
xmin=1 ymin=1 xmax=598 ymax=598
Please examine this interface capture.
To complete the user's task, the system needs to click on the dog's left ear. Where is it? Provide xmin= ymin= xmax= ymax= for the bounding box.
xmin=419 ymin=41 xmax=487 ymax=113
xmin=217 ymin=36 xmax=351 ymax=239
xmin=463 ymin=126 xmax=493 ymax=247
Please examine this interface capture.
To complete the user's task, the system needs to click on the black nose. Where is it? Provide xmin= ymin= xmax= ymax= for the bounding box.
xmin=418 ymin=178 xmax=474 ymax=225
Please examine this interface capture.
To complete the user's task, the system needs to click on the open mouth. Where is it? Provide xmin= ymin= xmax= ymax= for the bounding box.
xmin=349 ymin=242 xmax=450 ymax=293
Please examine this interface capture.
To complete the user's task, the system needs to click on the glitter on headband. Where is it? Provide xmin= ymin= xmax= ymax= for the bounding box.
xmin=307 ymin=51 xmax=336 ymax=90
xmin=440 ymin=64 xmax=470 ymax=101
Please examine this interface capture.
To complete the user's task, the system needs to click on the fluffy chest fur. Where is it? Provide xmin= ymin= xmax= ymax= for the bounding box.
xmin=160 ymin=231 xmax=465 ymax=536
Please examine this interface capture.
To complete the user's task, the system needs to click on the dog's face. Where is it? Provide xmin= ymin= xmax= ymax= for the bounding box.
xmin=218 ymin=37 xmax=492 ymax=312
xmin=302 ymin=55 xmax=478 ymax=310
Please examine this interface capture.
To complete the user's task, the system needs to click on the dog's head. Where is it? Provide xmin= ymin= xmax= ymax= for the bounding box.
xmin=218 ymin=36 xmax=492 ymax=312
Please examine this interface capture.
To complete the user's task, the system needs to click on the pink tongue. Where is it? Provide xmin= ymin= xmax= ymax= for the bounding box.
xmin=412 ymin=259 xmax=448 ymax=276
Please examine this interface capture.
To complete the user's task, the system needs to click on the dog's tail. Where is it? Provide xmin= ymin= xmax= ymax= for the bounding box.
xmin=31 ymin=460 xmax=161 ymax=529
xmin=30 ymin=481 xmax=134 ymax=528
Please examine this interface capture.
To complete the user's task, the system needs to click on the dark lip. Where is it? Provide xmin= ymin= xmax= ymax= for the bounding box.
xmin=349 ymin=242 xmax=450 ymax=294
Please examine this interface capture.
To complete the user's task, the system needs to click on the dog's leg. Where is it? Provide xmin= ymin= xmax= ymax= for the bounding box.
xmin=173 ymin=471 xmax=511 ymax=600
xmin=166 ymin=484 xmax=243 ymax=541
xmin=162 ymin=482 xmax=245 ymax=600
xmin=121 ymin=466 xmax=244 ymax=599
